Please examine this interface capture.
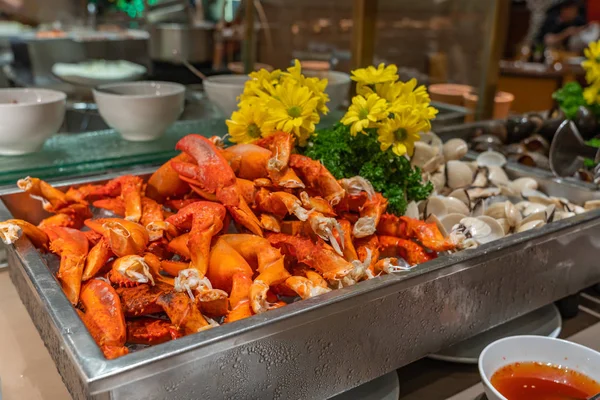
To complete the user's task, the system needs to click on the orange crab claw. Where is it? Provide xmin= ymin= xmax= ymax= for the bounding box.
xmin=160 ymin=260 xmax=190 ymax=277
xmin=127 ymin=318 xmax=180 ymax=345
xmin=289 ymin=154 xmax=345 ymax=205
xmin=109 ymin=255 xmax=155 ymax=287
xmin=46 ymin=227 xmax=89 ymax=304
xmin=17 ymin=177 xmax=69 ymax=212
xmin=333 ymin=219 xmax=358 ymax=262
xmin=353 ymin=193 xmax=388 ymax=238
xmin=85 ymin=218 xmax=149 ymax=258
xmin=93 ymin=198 xmax=126 ymax=216
xmin=255 ymin=189 xmax=309 ymax=220
xmin=157 ymin=291 xmax=213 ymax=335
xmin=38 ymin=203 xmax=93 ymax=230
xmin=299 ymin=192 xmax=336 ymax=216
xmin=254 ymin=132 xmax=305 ymax=189
xmin=355 ymin=235 xmax=380 ymax=277
xmin=284 ymin=276 xmax=331 ymax=300
xmin=378 ymin=235 xmax=437 ymax=266
xmin=172 ymin=135 xmax=238 ymax=204
xmin=79 ymin=279 xmax=128 ymax=359
xmin=82 ymin=237 xmax=112 ymax=281
xmin=260 ymin=214 xmax=281 ymax=233
xmin=377 ymin=215 xmax=456 ymax=252
xmin=140 ymin=197 xmax=166 ymax=241
xmin=222 ymin=143 xmax=271 ymax=180
xmin=196 ymin=289 xmax=229 ymax=318
xmin=167 ymin=233 xmax=191 ymax=259
xmin=166 ymin=201 xmax=227 ymax=277
xmin=146 ymin=153 xmax=193 ymax=202
xmin=207 ymin=238 xmax=253 ymax=293
xmin=0 ymin=219 xmax=49 ymax=251
xmin=268 ymin=234 xmax=353 ymax=283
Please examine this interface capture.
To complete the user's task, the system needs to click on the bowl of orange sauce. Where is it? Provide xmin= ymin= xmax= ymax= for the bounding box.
xmin=479 ymin=336 xmax=600 ymax=400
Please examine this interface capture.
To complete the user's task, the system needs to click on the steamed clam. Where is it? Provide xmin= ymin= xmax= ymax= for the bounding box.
xmin=412 ymin=134 xmax=589 ymax=250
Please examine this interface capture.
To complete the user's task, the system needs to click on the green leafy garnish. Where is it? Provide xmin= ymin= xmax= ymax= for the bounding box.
xmin=552 ymin=82 xmax=587 ymax=120
xmin=584 ymin=158 xmax=598 ymax=168
xmin=552 ymin=82 xmax=600 ymax=120
xmin=303 ymin=123 xmax=433 ymax=215
xmin=586 ymin=138 xmax=600 ymax=148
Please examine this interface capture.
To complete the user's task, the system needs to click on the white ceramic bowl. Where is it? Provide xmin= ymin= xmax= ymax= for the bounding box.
xmin=0 ymin=88 xmax=66 ymax=155
xmin=203 ymin=75 xmax=249 ymax=117
xmin=479 ymin=335 xmax=600 ymax=400
xmin=305 ymin=70 xmax=351 ymax=111
xmin=93 ymin=81 xmax=185 ymax=141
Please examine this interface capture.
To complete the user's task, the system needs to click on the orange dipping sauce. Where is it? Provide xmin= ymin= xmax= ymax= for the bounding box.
xmin=491 ymin=362 xmax=600 ymax=400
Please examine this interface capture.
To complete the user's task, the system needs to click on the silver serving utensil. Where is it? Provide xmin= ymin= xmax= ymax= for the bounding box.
xmin=549 ymin=119 xmax=600 ymax=178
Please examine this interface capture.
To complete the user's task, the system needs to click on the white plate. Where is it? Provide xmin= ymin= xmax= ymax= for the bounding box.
xmin=428 ymin=304 xmax=561 ymax=364
xmin=52 ymin=60 xmax=146 ymax=87
xmin=330 ymin=371 xmax=399 ymax=400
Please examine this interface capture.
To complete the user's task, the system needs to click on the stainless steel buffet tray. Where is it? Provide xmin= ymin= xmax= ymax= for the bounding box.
xmin=2 ymin=165 xmax=600 ymax=400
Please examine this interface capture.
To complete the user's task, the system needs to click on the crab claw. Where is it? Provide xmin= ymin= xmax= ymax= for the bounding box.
xmin=268 ymin=234 xmax=354 ymax=284
xmin=339 ymin=176 xmax=375 ymax=198
xmin=0 ymin=219 xmax=49 ymax=251
xmin=373 ymin=257 xmax=414 ymax=274
xmin=289 ymin=154 xmax=345 ymax=205
xmin=17 ymin=176 xmax=69 ymax=212
xmin=85 ymin=218 xmax=149 ymax=257
xmin=46 ymin=227 xmax=89 ymax=304
xmin=146 ymin=153 xmax=193 ymax=202
xmin=172 ymin=134 xmax=239 ymax=205
xmin=174 ymin=268 xmax=212 ymax=300
xmin=307 ymin=212 xmax=345 ymax=256
xmin=79 ymin=279 xmax=128 ymax=359
xmin=166 ymin=201 xmax=227 ymax=276
xmin=379 ymin=236 xmax=437 ymax=266
xmin=109 ymin=255 xmax=155 ymax=287
xmin=284 ymin=276 xmax=331 ymax=300
xmin=157 ymin=291 xmax=212 ymax=335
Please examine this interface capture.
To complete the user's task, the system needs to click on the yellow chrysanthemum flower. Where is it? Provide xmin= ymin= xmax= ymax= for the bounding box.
xmin=583 ymin=40 xmax=600 ymax=85
xmin=584 ymin=82 xmax=600 ymax=105
xmin=341 ymin=93 xmax=389 ymax=136
xmin=351 ymin=63 xmax=399 ymax=85
xmin=241 ymin=68 xmax=283 ymax=100
xmin=357 ymin=81 xmax=402 ymax=104
xmin=284 ymin=60 xmax=330 ymax=114
xmin=226 ymin=99 xmax=271 ymax=143
xmin=266 ymin=81 xmax=320 ymax=142
xmin=376 ymin=108 xmax=429 ymax=157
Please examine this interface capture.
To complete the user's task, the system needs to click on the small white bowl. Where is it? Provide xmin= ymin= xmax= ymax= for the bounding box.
xmin=0 ymin=88 xmax=66 ymax=155
xmin=305 ymin=70 xmax=351 ymax=110
xmin=479 ymin=335 xmax=600 ymax=400
xmin=93 ymin=81 xmax=185 ymax=141
xmin=203 ymin=75 xmax=249 ymax=117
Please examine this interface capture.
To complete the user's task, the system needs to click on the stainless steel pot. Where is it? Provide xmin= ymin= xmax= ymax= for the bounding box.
xmin=148 ymin=22 xmax=214 ymax=64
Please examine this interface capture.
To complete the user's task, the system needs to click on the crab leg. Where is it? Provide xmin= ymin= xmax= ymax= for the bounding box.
xmin=378 ymin=214 xmax=455 ymax=252
xmin=289 ymin=154 xmax=345 ymax=205
xmin=79 ymin=279 xmax=128 ymax=359
xmin=46 ymin=227 xmax=89 ymax=304
xmin=116 ymin=282 xmax=172 ymax=317
xmin=353 ymin=193 xmax=387 ymax=238
xmin=378 ymin=236 xmax=437 ymax=266
xmin=157 ymin=291 xmax=213 ymax=335
xmin=268 ymin=234 xmax=354 ymax=284
xmin=225 ymin=273 xmax=254 ymax=323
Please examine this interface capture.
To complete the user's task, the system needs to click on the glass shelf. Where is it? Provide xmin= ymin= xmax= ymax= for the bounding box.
xmin=0 ymin=111 xmax=346 ymax=187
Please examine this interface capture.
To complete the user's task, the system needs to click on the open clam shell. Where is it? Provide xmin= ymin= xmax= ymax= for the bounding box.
xmin=477 ymin=151 xmax=507 ymax=168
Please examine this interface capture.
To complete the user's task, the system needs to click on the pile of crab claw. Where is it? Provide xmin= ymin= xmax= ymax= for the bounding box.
xmin=409 ymin=132 xmax=600 ymax=249
xmin=0 ymin=132 xmax=456 ymax=359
